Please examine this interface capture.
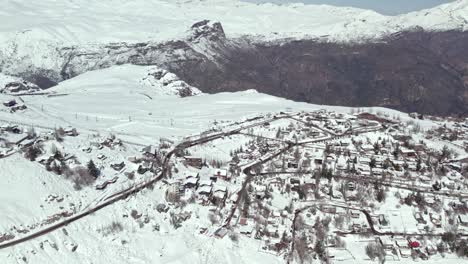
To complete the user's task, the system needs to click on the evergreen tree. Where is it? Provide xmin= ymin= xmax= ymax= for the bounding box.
xmin=416 ymin=158 xmax=422 ymax=171
xmin=376 ymin=188 xmax=386 ymax=202
xmin=327 ymin=168 xmax=333 ymax=181
xmin=393 ymin=144 xmax=400 ymax=159
xmin=275 ymin=128 xmax=281 ymax=139
xmin=373 ymin=142 xmax=380 ymax=154
xmin=87 ymin=160 xmax=100 ymax=178
xmin=440 ymin=145 xmax=451 ymax=161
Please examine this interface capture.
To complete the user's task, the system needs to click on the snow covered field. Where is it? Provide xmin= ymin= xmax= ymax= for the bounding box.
xmin=0 ymin=65 xmax=442 ymax=144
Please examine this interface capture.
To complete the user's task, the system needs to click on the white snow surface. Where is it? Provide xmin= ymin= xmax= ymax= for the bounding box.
xmin=0 ymin=64 xmax=439 ymax=145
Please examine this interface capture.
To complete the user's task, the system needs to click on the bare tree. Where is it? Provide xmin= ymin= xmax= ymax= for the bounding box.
xmin=295 ymin=234 xmax=310 ymax=264
xmin=365 ymin=242 xmax=385 ymax=262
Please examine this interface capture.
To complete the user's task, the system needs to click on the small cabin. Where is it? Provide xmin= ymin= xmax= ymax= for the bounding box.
xmin=3 ymin=99 xmax=17 ymax=107
xmin=214 ymin=169 xmax=229 ymax=181
xmin=184 ymin=156 xmax=203 ymax=168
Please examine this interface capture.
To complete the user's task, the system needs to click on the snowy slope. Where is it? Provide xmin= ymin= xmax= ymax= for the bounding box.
xmin=393 ymin=0 xmax=468 ymax=31
xmin=0 ymin=64 xmax=439 ymax=144
xmin=0 ymin=64 xmax=462 ymax=264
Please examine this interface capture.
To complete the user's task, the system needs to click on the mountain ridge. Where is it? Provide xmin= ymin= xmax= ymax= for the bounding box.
xmin=1 ymin=0 xmax=468 ymax=116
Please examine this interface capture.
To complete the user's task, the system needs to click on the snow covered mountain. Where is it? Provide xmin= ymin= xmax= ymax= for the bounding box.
xmin=0 ymin=0 xmax=467 ymax=115
xmin=1 ymin=0 xmax=466 ymax=45
xmin=1 ymin=0 xmax=467 ymax=77
xmin=1 ymin=2 xmax=468 ymax=263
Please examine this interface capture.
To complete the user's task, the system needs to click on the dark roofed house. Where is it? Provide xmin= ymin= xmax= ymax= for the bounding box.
xmin=64 ymin=127 xmax=79 ymax=137
xmin=3 ymin=99 xmax=17 ymax=107
xmin=184 ymin=156 xmax=203 ymax=168
xmin=184 ymin=175 xmax=199 ymax=189
xmin=400 ymin=147 xmax=416 ymax=158
xmin=110 ymin=162 xmax=125 ymax=171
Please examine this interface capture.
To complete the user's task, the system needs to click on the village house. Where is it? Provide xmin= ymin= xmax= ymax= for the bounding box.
xmin=425 ymin=197 xmax=436 ymax=206
xmin=359 ymin=156 xmax=371 ymax=165
xmin=287 ymin=161 xmax=299 ymax=169
xmin=393 ymin=134 xmax=412 ymax=142
xmin=400 ymin=147 xmax=417 ymax=159
xmin=211 ymin=185 xmax=227 ymax=205
xmin=3 ymin=125 xmax=22 ymax=134
xmin=254 ymin=185 xmax=267 ymax=199
xmin=458 ymin=214 xmax=468 ymax=227
xmin=350 ymin=209 xmax=360 ymax=218
xmin=197 ymin=180 xmax=213 ymax=196
xmin=414 ymin=212 xmax=427 ymax=224
xmin=320 ymin=205 xmax=336 ymax=214
xmin=142 ymin=145 xmax=158 ymax=158
xmin=289 ymin=178 xmax=300 ymax=186
xmin=127 ymin=156 xmax=140 ymax=163
xmin=137 ymin=160 xmax=153 ymax=174
xmin=166 ymin=183 xmax=181 ymax=202
xmin=301 ymin=159 xmax=311 ymax=168
xmin=183 ymin=173 xmax=199 ymax=189
xmin=314 ymin=157 xmax=323 ymax=165
xmin=64 ymin=127 xmax=78 ymax=137
xmin=357 ymin=164 xmax=371 ymax=176
xmin=3 ymin=99 xmax=17 ymax=107
xmin=239 ymin=218 xmax=254 ymax=236
xmin=184 ymin=156 xmax=203 ymax=168
xmin=426 ymin=243 xmax=437 ymax=255
xmin=430 ymin=213 xmax=442 ymax=228
xmin=372 ymin=167 xmax=383 ymax=176
xmin=335 ymin=156 xmax=347 ymax=171
xmin=110 ymin=162 xmax=125 ymax=171
xmin=360 ymin=144 xmax=374 ymax=153
xmin=413 ymin=143 xmax=425 ymax=152
xmin=213 ymin=169 xmax=230 ymax=181
xmin=351 ymin=222 xmax=362 ymax=232
xmin=395 ymin=237 xmax=410 ymax=247
xmin=379 ymin=236 xmax=395 ymax=250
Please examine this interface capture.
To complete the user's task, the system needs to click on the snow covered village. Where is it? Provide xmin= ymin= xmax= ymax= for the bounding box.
xmin=1 ymin=0 xmax=468 ymax=263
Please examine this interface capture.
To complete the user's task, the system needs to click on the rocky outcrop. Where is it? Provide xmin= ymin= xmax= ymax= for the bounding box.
xmin=189 ymin=20 xmax=226 ymax=42
xmin=140 ymin=67 xmax=201 ymax=97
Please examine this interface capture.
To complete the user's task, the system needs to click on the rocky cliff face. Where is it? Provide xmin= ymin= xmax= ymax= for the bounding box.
xmin=1 ymin=21 xmax=467 ymax=116
xmin=173 ymin=29 xmax=468 ymax=116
